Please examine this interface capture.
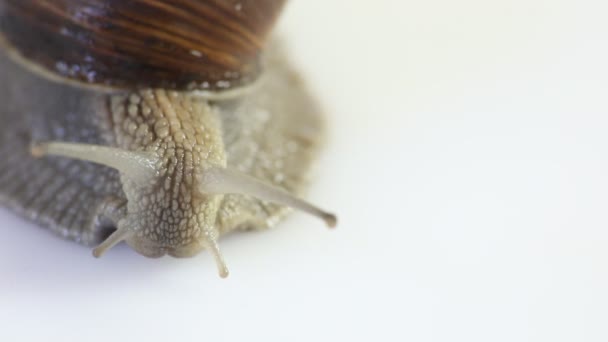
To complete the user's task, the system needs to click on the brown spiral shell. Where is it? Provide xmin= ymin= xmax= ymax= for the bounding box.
xmin=0 ymin=0 xmax=286 ymax=91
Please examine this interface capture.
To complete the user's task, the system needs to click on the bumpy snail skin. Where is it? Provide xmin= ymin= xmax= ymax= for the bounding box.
xmin=0 ymin=0 xmax=336 ymax=277
xmin=0 ymin=41 xmax=335 ymax=277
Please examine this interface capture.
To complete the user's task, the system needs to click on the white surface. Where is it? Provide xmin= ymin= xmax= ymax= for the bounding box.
xmin=2 ymin=1 xmax=608 ymax=341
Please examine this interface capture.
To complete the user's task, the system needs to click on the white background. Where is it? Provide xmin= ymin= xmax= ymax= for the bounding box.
xmin=2 ymin=1 xmax=608 ymax=341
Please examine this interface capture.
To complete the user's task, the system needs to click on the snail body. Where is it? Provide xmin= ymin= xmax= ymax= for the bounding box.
xmin=0 ymin=0 xmax=335 ymax=277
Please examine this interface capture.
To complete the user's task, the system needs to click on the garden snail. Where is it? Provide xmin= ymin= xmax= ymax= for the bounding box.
xmin=0 ymin=0 xmax=336 ymax=278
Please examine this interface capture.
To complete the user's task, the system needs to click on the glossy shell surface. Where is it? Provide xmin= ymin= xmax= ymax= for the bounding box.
xmin=0 ymin=0 xmax=286 ymax=90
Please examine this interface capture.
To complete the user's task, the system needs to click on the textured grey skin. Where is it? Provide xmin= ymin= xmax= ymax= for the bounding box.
xmin=0 ymin=51 xmax=122 ymax=245
xmin=0 ymin=43 xmax=324 ymax=251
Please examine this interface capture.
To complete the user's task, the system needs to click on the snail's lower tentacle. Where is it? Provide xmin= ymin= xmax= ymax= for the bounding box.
xmin=203 ymin=231 xmax=230 ymax=278
xmin=92 ymin=223 xmax=132 ymax=258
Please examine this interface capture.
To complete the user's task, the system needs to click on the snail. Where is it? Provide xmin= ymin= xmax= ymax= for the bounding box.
xmin=0 ymin=0 xmax=336 ymax=278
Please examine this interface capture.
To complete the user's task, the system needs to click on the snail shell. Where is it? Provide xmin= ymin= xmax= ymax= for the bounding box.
xmin=0 ymin=0 xmax=284 ymax=90
xmin=0 ymin=0 xmax=336 ymax=278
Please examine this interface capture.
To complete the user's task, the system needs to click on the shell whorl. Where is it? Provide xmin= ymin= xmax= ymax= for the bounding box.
xmin=0 ymin=0 xmax=286 ymax=91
